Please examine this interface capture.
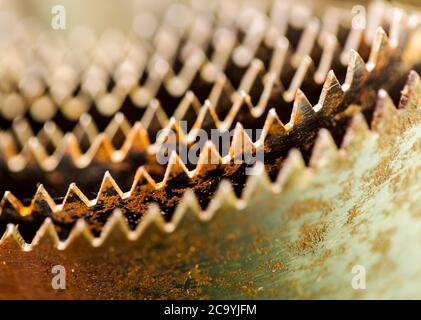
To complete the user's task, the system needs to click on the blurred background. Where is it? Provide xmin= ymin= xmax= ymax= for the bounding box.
xmin=1 ymin=0 xmax=420 ymax=35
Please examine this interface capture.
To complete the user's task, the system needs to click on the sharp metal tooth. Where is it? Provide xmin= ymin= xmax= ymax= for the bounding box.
xmin=189 ymin=100 xmax=220 ymax=137
xmin=96 ymin=171 xmax=123 ymax=202
xmin=74 ymin=113 xmax=98 ymax=145
xmin=129 ymin=167 xmax=157 ymax=194
xmin=167 ymin=49 xmax=206 ymax=96
xmin=389 ymin=8 xmax=404 ymax=48
xmin=315 ymin=70 xmax=344 ymax=115
xmin=236 ymin=59 xmax=265 ymax=96
xmin=283 ymin=55 xmax=313 ymax=102
xmin=1 ymin=191 xmax=26 ymax=217
xmin=309 ymin=129 xmax=338 ymax=169
xmin=342 ymin=49 xmax=368 ymax=92
xmin=399 ymin=70 xmax=421 ymax=111
xmin=195 ymin=141 xmax=223 ymax=175
xmin=365 ymin=0 xmax=386 ymax=44
xmin=30 ymin=184 xmax=55 ymax=216
xmin=161 ymin=151 xmax=190 ymax=183
xmin=86 ymin=133 xmax=114 ymax=164
xmin=340 ymin=26 xmax=363 ymax=66
xmin=141 ymin=99 xmax=169 ymax=132
xmin=260 ymin=108 xmax=288 ymax=144
xmin=57 ymin=132 xmax=83 ymax=164
xmin=37 ymin=121 xmax=64 ymax=149
xmin=201 ymin=27 xmax=236 ymax=82
xmin=291 ymin=17 xmax=320 ymax=68
xmin=367 ymin=27 xmax=391 ymax=72
xmin=153 ymin=117 xmax=188 ymax=150
xmin=104 ymin=112 xmax=132 ymax=141
xmin=267 ymin=36 xmax=289 ymax=80
xmin=173 ymin=91 xmax=201 ymax=121
xmin=341 ymin=112 xmax=370 ymax=153
xmin=0 ymin=131 xmax=18 ymax=160
xmin=60 ymin=183 xmax=90 ymax=212
xmin=275 ymin=149 xmax=306 ymax=192
xmin=287 ymin=89 xmax=315 ymax=128
xmin=314 ymin=33 xmax=337 ymax=84
xmin=12 ymin=117 xmax=34 ymax=147
xmin=229 ymin=122 xmax=255 ymax=160
xmin=119 ymin=122 xmax=150 ymax=155
xmin=233 ymin=14 xmax=267 ymax=68
xmin=372 ymin=89 xmax=398 ymax=134
xmin=264 ymin=0 xmax=289 ymax=47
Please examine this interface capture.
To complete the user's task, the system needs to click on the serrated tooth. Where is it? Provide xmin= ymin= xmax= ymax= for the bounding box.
xmin=0 ymin=191 xmax=25 ymax=217
xmin=195 ymin=141 xmax=222 ymax=175
xmin=389 ymin=8 xmax=404 ymax=48
xmin=365 ymin=0 xmax=386 ymax=44
xmin=25 ymin=137 xmax=49 ymax=168
xmin=341 ymin=112 xmax=370 ymax=153
xmin=229 ymin=122 xmax=255 ymax=160
xmin=291 ymin=17 xmax=320 ymax=68
xmin=314 ymin=33 xmax=337 ymax=84
xmin=274 ymin=148 xmax=306 ymax=192
xmin=340 ymin=26 xmax=363 ymax=66
xmin=57 ymin=132 xmax=82 ymax=164
xmin=37 ymin=121 xmax=63 ymax=149
xmin=129 ymin=167 xmax=156 ymax=195
xmin=30 ymin=217 xmax=59 ymax=248
xmin=85 ymin=133 xmax=114 ymax=164
xmin=201 ymin=28 xmax=236 ymax=82
xmin=315 ymin=70 xmax=344 ymax=115
xmin=260 ymin=108 xmax=287 ymax=144
xmin=104 ymin=112 xmax=131 ymax=140
xmin=119 ymin=121 xmax=150 ymax=155
xmin=173 ymin=91 xmax=201 ymax=121
xmin=264 ymin=0 xmax=289 ymax=47
xmin=74 ymin=113 xmax=98 ymax=144
xmin=342 ymin=49 xmax=368 ymax=92
xmin=153 ymin=117 xmax=187 ymax=150
xmin=283 ymin=55 xmax=313 ymax=102
xmin=167 ymin=49 xmax=206 ymax=96
xmin=371 ymin=89 xmax=398 ymax=134
xmin=268 ymin=36 xmax=289 ymax=80
xmin=0 ymin=131 xmax=19 ymax=160
xmin=141 ymin=99 xmax=169 ymax=132
xmin=309 ymin=129 xmax=338 ymax=169
xmin=398 ymin=70 xmax=421 ymax=110
xmin=12 ymin=117 xmax=34 ymax=147
xmin=161 ymin=151 xmax=190 ymax=184
xmin=287 ymin=89 xmax=315 ymax=128
xmin=367 ymin=27 xmax=391 ymax=72
xmin=189 ymin=101 xmax=220 ymax=139
xmin=236 ymin=59 xmax=265 ymax=96
xmin=233 ymin=15 xmax=267 ymax=67
xmin=318 ymin=7 xmax=339 ymax=47
xmin=96 ymin=171 xmax=123 ymax=202
xmin=30 ymin=184 xmax=56 ymax=215
xmin=60 ymin=183 xmax=90 ymax=212
xmin=208 ymin=73 xmax=234 ymax=108
xmin=92 ymin=208 xmax=132 ymax=245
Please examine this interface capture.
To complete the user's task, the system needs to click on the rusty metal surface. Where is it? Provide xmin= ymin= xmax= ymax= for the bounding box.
xmin=1 ymin=0 xmax=421 ymax=300
xmin=0 ymin=74 xmax=421 ymax=299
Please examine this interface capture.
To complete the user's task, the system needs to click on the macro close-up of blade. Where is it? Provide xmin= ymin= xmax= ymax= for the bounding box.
xmin=1 ymin=0 xmax=421 ymax=300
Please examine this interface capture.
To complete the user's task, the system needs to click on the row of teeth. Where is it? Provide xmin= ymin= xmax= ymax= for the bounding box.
xmin=0 ymin=1 xmax=407 ymax=122
xmin=0 ymin=27 xmax=402 ymax=172
xmin=1 ymin=69 xmax=419 ymax=243
xmin=1 ymin=67 xmax=420 ymax=248
xmin=0 ymin=1 xmax=419 ymax=246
